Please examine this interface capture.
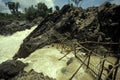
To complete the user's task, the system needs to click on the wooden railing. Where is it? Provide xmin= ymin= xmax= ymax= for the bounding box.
xmin=57 ymin=40 xmax=120 ymax=80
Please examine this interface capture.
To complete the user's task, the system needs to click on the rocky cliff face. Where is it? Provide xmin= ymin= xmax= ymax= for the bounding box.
xmin=13 ymin=2 xmax=120 ymax=59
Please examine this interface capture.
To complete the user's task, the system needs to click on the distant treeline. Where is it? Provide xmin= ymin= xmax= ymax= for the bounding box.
xmin=0 ymin=1 xmax=61 ymax=21
xmin=0 ymin=0 xmax=83 ymax=21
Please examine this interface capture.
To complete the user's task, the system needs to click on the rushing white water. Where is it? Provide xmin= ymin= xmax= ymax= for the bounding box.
xmin=0 ymin=26 xmax=37 ymax=63
xmin=0 ymin=26 xmax=93 ymax=80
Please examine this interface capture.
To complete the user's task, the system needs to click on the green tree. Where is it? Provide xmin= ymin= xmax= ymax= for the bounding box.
xmin=25 ymin=2 xmax=52 ymax=21
xmin=15 ymin=2 xmax=20 ymax=13
xmin=25 ymin=5 xmax=37 ymax=21
xmin=48 ymin=7 xmax=53 ymax=13
xmin=36 ymin=3 xmax=48 ymax=17
xmin=55 ymin=6 xmax=60 ymax=11
xmin=6 ymin=1 xmax=20 ymax=14
xmin=6 ymin=2 xmax=15 ymax=14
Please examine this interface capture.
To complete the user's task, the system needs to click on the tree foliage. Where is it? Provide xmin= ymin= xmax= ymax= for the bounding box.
xmin=36 ymin=3 xmax=48 ymax=17
xmin=25 ymin=2 xmax=53 ymax=21
xmin=55 ymin=6 xmax=60 ymax=11
xmin=25 ymin=5 xmax=37 ymax=21
xmin=3 ymin=2 xmax=53 ymax=21
xmin=6 ymin=1 xmax=20 ymax=14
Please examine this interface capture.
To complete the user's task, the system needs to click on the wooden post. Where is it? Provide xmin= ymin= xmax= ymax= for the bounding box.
xmin=56 ymin=43 xmax=59 ymax=49
xmin=58 ymin=50 xmax=71 ymax=60
xmin=74 ymin=45 xmax=77 ymax=58
xmin=97 ymin=55 xmax=106 ymax=80
xmin=113 ymin=41 xmax=120 ymax=80
xmin=86 ymin=51 xmax=92 ymax=69
xmin=69 ymin=56 xmax=88 ymax=80
xmin=113 ymin=56 xmax=119 ymax=80
xmin=61 ymin=44 xmax=64 ymax=53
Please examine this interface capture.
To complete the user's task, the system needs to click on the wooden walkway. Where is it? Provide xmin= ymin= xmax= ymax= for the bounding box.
xmin=56 ymin=40 xmax=120 ymax=80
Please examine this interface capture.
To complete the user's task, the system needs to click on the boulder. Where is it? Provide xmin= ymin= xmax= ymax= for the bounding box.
xmin=10 ymin=69 xmax=55 ymax=80
xmin=14 ymin=2 xmax=120 ymax=59
xmin=0 ymin=60 xmax=27 ymax=79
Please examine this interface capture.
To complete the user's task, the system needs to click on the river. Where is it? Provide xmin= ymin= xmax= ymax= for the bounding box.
xmin=0 ymin=25 xmax=106 ymax=80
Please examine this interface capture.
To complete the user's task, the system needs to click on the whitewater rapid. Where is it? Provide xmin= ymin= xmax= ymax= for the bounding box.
xmin=0 ymin=26 xmax=37 ymax=63
xmin=0 ymin=26 xmax=93 ymax=80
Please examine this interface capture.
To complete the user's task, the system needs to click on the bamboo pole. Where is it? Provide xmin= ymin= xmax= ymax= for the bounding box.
xmin=75 ymin=54 xmax=98 ymax=76
xmin=97 ymin=55 xmax=106 ymax=80
xmin=113 ymin=56 xmax=120 ymax=80
xmin=78 ymin=41 xmax=120 ymax=45
xmin=86 ymin=51 xmax=92 ymax=69
xmin=58 ymin=50 xmax=72 ymax=60
xmin=105 ymin=63 xmax=120 ymax=80
xmin=69 ymin=56 xmax=88 ymax=80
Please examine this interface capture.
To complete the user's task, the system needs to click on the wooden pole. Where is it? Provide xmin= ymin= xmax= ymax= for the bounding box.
xmin=113 ymin=56 xmax=119 ymax=80
xmin=97 ymin=55 xmax=106 ymax=80
xmin=76 ymin=54 xmax=99 ymax=77
xmin=78 ymin=41 xmax=120 ymax=45
xmin=73 ymin=45 xmax=77 ymax=58
xmin=58 ymin=50 xmax=71 ymax=60
xmin=105 ymin=63 xmax=120 ymax=80
xmin=86 ymin=51 xmax=92 ymax=69
xmin=61 ymin=44 xmax=64 ymax=53
xmin=113 ymin=41 xmax=120 ymax=80
xmin=69 ymin=56 xmax=88 ymax=80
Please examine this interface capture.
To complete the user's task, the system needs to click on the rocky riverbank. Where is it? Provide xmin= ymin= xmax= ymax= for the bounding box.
xmin=0 ymin=17 xmax=43 ymax=36
xmin=0 ymin=2 xmax=120 ymax=80
xmin=0 ymin=60 xmax=55 ymax=80
xmin=14 ymin=2 xmax=120 ymax=58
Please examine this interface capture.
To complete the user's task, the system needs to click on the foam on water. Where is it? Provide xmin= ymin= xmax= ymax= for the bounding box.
xmin=0 ymin=26 xmax=37 ymax=63
xmin=18 ymin=44 xmax=93 ymax=80
xmin=0 ymin=26 xmax=93 ymax=80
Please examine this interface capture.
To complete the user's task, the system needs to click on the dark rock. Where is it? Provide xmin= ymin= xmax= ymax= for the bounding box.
xmin=10 ymin=69 xmax=55 ymax=80
xmin=0 ymin=60 xmax=27 ymax=79
xmin=14 ymin=3 xmax=120 ymax=58
xmin=66 ymin=57 xmax=74 ymax=65
xmin=98 ymin=2 xmax=120 ymax=42
xmin=0 ymin=18 xmax=43 ymax=36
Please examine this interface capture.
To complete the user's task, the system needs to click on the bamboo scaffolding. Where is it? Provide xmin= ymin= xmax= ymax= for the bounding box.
xmin=97 ymin=55 xmax=106 ymax=80
xmin=69 ymin=56 xmax=88 ymax=80
xmin=57 ymin=39 xmax=119 ymax=80
xmin=78 ymin=41 xmax=120 ymax=45
xmin=58 ymin=50 xmax=72 ymax=60
xmin=105 ymin=63 xmax=120 ymax=80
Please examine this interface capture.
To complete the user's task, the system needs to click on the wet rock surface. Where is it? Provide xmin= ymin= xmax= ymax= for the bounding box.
xmin=0 ymin=60 xmax=55 ymax=80
xmin=0 ymin=60 xmax=27 ymax=79
xmin=10 ymin=69 xmax=55 ymax=80
xmin=14 ymin=2 xmax=120 ymax=58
